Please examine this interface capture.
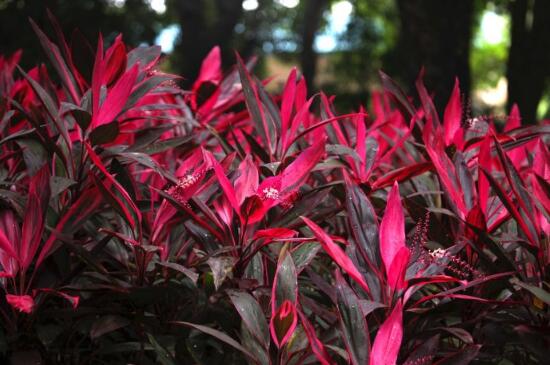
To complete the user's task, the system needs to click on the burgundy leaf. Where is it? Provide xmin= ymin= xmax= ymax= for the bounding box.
xmin=298 ymin=309 xmax=335 ymax=365
xmin=20 ymin=166 xmax=50 ymax=271
xmin=86 ymin=143 xmax=141 ymax=237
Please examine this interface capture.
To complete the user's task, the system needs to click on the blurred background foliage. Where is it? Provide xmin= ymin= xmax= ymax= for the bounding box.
xmin=1 ymin=0 xmax=549 ymax=123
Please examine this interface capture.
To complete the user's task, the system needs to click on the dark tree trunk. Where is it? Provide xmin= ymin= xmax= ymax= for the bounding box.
xmin=172 ymin=0 xmax=243 ymax=88
xmin=395 ymin=0 xmax=474 ymax=112
xmin=300 ymin=0 xmax=329 ymax=92
xmin=507 ymin=0 xmax=550 ymax=125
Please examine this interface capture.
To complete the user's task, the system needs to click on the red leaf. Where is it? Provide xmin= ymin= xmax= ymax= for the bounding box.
xmin=203 ymin=150 xmax=240 ymax=214
xmin=443 ymin=78 xmax=463 ymax=148
xmin=103 ymin=35 xmax=127 ymax=86
xmin=284 ymin=97 xmax=314 ymax=153
xmin=194 ymin=46 xmax=222 ymax=90
xmin=270 ymin=300 xmax=298 ymax=348
xmin=355 ymin=107 xmax=367 ymax=164
xmin=424 ymin=120 xmax=467 ymax=216
xmin=379 ymin=182 xmax=408 ymax=290
xmin=93 ymin=63 xmax=139 ymax=128
xmin=6 ymin=294 xmax=34 ymax=313
xmin=253 ymin=228 xmax=298 ymax=242
xmin=387 ymin=247 xmax=410 ymax=291
xmin=301 ymin=216 xmax=371 ymax=294
xmin=505 ymin=104 xmax=527 ymax=168
xmin=234 ymin=155 xmax=259 ymax=205
xmin=465 ymin=204 xmax=486 ymax=243
xmin=532 ymin=139 xmax=550 ymax=180
xmin=505 ymin=103 xmax=521 ymax=131
xmin=280 ymin=68 xmax=297 ymax=138
xmin=281 ymin=137 xmax=325 ymax=194
xmin=371 ymin=162 xmax=432 ymax=190
xmin=370 ymin=299 xmax=403 ymax=365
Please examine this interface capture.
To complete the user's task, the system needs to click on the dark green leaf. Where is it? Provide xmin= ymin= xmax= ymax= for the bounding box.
xmin=335 ymin=270 xmax=369 ymax=365
xmin=90 ymin=315 xmax=130 ymax=339
xmin=228 ymin=290 xmax=270 ymax=349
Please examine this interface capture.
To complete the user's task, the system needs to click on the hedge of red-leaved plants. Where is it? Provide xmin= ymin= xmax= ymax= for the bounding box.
xmin=0 ymin=17 xmax=548 ymax=365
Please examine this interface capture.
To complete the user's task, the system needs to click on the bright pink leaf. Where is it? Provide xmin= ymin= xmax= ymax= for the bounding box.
xmin=281 ymin=137 xmax=325 ymax=194
xmin=387 ymin=247 xmax=410 ymax=291
xmin=194 ymin=46 xmax=222 ymax=89
xmin=532 ymin=139 xmax=550 ymax=180
xmin=203 ymin=150 xmax=240 ymax=214
xmin=93 ymin=63 xmax=139 ymax=128
xmin=505 ymin=104 xmax=521 ymax=131
xmin=253 ymin=228 xmax=298 ymax=242
xmin=423 ymin=120 xmax=467 ymax=217
xmin=379 ymin=182 xmax=406 ymax=280
xmin=443 ymin=78 xmax=463 ymax=148
xmin=234 ymin=155 xmax=259 ymax=205
xmin=301 ymin=216 xmax=370 ymax=294
xmin=6 ymin=294 xmax=34 ymax=313
xmin=280 ymin=68 xmax=297 ymax=138
xmin=370 ymin=299 xmax=403 ymax=365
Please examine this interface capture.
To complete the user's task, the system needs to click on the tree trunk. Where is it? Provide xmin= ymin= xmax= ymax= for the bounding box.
xmin=300 ymin=0 xmax=329 ymax=92
xmin=395 ymin=0 xmax=474 ymax=112
xmin=172 ymin=0 xmax=243 ymax=88
xmin=506 ymin=0 xmax=550 ymax=124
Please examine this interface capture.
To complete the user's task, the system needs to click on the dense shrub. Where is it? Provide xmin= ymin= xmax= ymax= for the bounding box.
xmin=0 ymin=18 xmax=548 ymax=365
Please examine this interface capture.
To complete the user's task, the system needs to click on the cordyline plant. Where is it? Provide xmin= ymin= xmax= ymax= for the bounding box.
xmin=0 ymin=15 xmax=548 ymax=365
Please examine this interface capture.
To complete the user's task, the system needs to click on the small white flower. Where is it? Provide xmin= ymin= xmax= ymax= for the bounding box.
xmin=261 ymin=187 xmax=280 ymax=200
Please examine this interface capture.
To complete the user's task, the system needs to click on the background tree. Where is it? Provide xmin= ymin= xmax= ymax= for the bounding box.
xmin=299 ymin=0 xmax=330 ymax=91
xmin=166 ymin=0 xmax=243 ymax=87
xmin=506 ymin=0 xmax=550 ymax=124
xmin=392 ymin=0 xmax=475 ymax=110
xmin=0 ymin=0 xmax=163 ymax=69
xmin=1 ymin=0 xmax=548 ymax=121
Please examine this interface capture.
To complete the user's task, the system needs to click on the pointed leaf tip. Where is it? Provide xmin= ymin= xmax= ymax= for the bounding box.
xmin=380 ymin=182 xmax=405 ymax=272
xmin=301 ymin=216 xmax=370 ymax=294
